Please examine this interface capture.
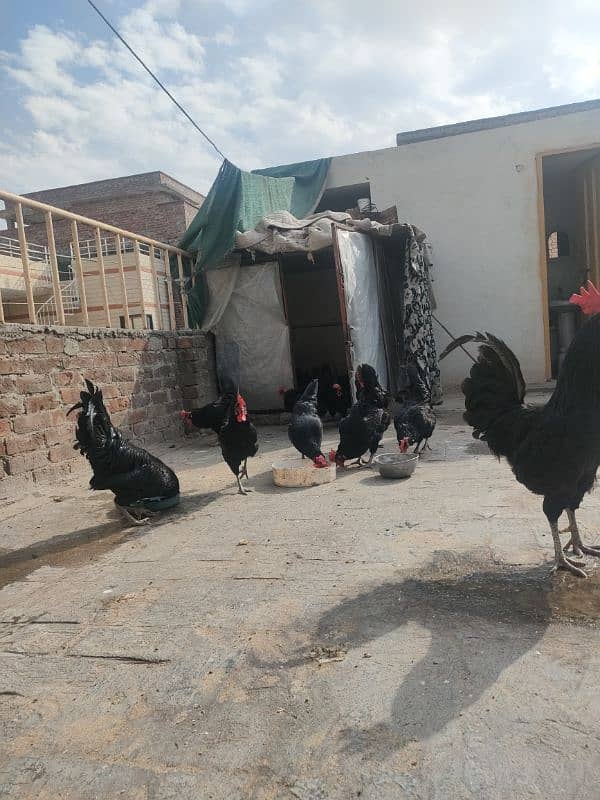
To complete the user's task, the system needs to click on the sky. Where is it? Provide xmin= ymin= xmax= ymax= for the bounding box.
xmin=1 ymin=0 xmax=600 ymax=197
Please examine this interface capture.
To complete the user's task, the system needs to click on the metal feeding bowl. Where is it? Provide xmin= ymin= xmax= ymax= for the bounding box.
xmin=373 ymin=452 xmax=419 ymax=479
xmin=272 ymin=458 xmax=336 ymax=488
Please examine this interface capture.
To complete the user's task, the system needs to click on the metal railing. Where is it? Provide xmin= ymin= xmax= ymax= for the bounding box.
xmin=0 ymin=235 xmax=50 ymax=263
xmin=0 ymin=189 xmax=194 ymax=330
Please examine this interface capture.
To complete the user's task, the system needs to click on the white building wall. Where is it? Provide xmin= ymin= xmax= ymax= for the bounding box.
xmin=326 ymin=108 xmax=600 ymax=389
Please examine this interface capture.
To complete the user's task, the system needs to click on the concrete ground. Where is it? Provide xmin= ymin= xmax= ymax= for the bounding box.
xmin=2 ymin=393 xmax=600 ymax=799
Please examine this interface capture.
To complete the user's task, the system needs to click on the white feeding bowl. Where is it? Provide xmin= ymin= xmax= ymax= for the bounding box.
xmin=272 ymin=457 xmax=336 ymax=488
xmin=373 ymin=452 xmax=419 ymax=479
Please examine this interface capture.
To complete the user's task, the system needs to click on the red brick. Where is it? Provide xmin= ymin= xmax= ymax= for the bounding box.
xmin=100 ymin=384 xmax=120 ymax=399
xmin=5 ymin=433 xmax=45 ymax=456
xmin=126 ymin=408 xmax=147 ymax=425
xmin=6 ymin=337 xmax=47 ymax=354
xmin=48 ymin=442 xmax=78 ymax=463
xmin=129 ymin=338 xmax=148 ymax=351
xmin=16 ymin=375 xmax=52 ymax=394
xmin=6 ymin=450 xmax=49 ymax=476
xmin=60 ymin=387 xmax=84 ymax=405
xmin=0 ymin=357 xmax=28 ymax=375
xmin=54 ymin=370 xmax=81 ymax=387
xmin=0 ymin=419 xmax=11 ymax=437
xmin=30 ymin=356 xmax=63 ymax=373
xmin=45 ymin=424 xmax=73 ymax=447
xmin=0 ymin=395 xmax=24 ymax=416
xmin=117 ymin=351 xmax=141 ymax=366
xmin=0 ymin=376 xmax=16 ymax=393
xmin=46 ymin=336 xmax=64 ymax=353
xmin=148 ymin=337 xmax=165 ymax=351
xmin=12 ymin=408 xmax=64 ymax=434
xmin=25 ymin=393 xmax=59 ymax=414
xmin=177 ymin=336 xmax=193 ymax=349
xmin=106 ymin=397 xmax=130 ymax=413
xmin=79 ymin=338 xmax=107 ymax=352
xmin=107 ymin=339 xmax=128 ymax=352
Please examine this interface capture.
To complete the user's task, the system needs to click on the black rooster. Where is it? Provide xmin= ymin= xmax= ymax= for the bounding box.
xmin=68 ymin=380 xmax=179 ymax=525
xmin=394 ymin=363 xmax=437 ymax=454
xmin=180 ymin=376 xmax=236 ymax=434
xmin=288 ymin=379 xmax=328 ymax=467
xmin=218 ymin=391 xmax=259 ymax=495
xmin=440 ymin=284 xmax=600 ymax=578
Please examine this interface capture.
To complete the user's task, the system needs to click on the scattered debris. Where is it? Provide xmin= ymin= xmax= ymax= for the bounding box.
xmin=309 ymin=646 xmax=347 ymax=666
xmin=363 ymin=652 xmax=372 ymax=659
xmin=237 ymin=539 xmax=249 ymax=546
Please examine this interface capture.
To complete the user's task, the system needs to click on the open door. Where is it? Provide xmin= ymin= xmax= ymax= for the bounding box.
xmin=332 ymin=225 xmax=388 ymax=399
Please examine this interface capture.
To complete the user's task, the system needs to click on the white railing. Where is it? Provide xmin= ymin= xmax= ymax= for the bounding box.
xmin=71 ymin=236 xmax=161 ymax=261
xmin=0 ymin=235 xmax=50 ymax=263
xmin=35 ymin=278 xmax=80 ymax=326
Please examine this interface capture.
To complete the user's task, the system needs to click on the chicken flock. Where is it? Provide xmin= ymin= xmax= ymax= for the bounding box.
xmin=68 ymin=281 xmax=600 ymax=580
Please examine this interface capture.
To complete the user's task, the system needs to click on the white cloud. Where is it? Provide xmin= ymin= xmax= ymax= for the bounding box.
xmin=1 ymin=0 xmax=600 ymax=198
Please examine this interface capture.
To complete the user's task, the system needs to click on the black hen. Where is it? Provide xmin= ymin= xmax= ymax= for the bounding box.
xmin=355 ymin=363 xmax=390 ymax=409
xmin=394 ymin=363 xmax=437 ymax=454
xmin=288 ymin=379 xmax=328 ymax=467
xmin=68 ymin=380 xmax=179 ymax=524
xmin=440 ymin=313 xmax=600 ymax=578
xmin=218 ymin=392 xmax=259 ymax=495
xmin=180 ymin=377 xmax=236 ymax=434
xmin=330 ymin=397 xmax=391 ymax=467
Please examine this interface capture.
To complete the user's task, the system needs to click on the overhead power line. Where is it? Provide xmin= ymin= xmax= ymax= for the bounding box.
xmin=86 ymin=0 xmax=228 ymax=162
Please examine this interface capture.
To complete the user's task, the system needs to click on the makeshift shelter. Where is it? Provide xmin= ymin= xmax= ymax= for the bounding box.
xmin=180 ymin=160 xmax=441 ymax=410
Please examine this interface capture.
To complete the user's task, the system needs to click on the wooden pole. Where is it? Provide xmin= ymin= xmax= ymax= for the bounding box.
xmin=133 ymin=240 xmax=148 ymax=328
xmin=44 ymin=210 xmax=65 ymax=326
xmin=176 ymin=252 xmax=189 ymax=328
xmin=94 ymin=227 xmax=111 ymax=327
xmin=69 ymin=220 xmax=89 ymax=326
xmin=164 ymin=250 xmax=176 ymax=331
xmin=115 ymin=233 xmax=131 ymax=328
xmin=15 ymin=202 xmax=36 ymax=324
xmin=147 ymin=244 xmax=162 ymax=329
xmin=0 ymin=287 xmax=4 ymax=324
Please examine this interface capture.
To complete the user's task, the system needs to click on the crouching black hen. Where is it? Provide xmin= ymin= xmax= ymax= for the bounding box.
xmin=68 ymin=380 xmax=179 ymax=525
xmin=218 ymin=391 xmax=259 ymax=495
xmin=394 ymin=363 xmax=437 ymax=454
xmin=288 ymin=379 xmax=327 ymax=467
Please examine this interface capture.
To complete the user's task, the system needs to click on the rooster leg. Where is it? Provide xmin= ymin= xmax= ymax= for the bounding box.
xmin=550 ymin=521 xmax=587 ymax=577
xmin=236 ymin=473 xmax=250 ymax=495
xmin=241 ymin=458 xmax=249 ymax=479
xmin=563 ymin=510 xmax=600 ymax=558
xmin=116 ymin=504 xmax=153 ymax=526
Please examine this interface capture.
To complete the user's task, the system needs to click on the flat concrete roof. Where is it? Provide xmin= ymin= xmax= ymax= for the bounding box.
xmin=396 ymin=98 xmax=600 ymax=146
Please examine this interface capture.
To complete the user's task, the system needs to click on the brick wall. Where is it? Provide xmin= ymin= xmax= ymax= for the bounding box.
xmin=18 ymin=191 xmax=198 ymax=253
xmin=0 ymin=324 xmax=216 ymax=491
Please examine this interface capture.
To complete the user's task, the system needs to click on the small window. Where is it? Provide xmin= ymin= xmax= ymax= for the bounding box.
xmin=146 ymin=314 xmax=154 ymax=330
xmin=119 ymin=314 xmax=154 ymax=330
xmin=548 ymin=230 xmax=570 ymax=259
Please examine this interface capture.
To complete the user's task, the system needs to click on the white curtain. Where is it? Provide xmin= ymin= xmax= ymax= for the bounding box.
xmin=336 ymin=229 xmax=388 ymax=398
xmin=213 ymin=262 xmax=294 ymax=410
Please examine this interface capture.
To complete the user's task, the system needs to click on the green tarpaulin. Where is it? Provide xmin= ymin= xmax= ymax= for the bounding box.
xmin=178 ymin=157 xmax=331 ymax=327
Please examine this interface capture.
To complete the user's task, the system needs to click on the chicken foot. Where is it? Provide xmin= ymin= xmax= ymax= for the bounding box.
xmin=241 ymin=458 xmax=249 ymax=479
xmin=562 ymin=510 xmax=600 ymax=558
xmin=360 ymin=454 xmax=374 ymax=466
xmin=116 ymin=502 xmax=158 ymax=526
xmin=549 ymin=520 xmax=587 ymax=578
xmin=236 ymin=473 xmax=251 ymax=495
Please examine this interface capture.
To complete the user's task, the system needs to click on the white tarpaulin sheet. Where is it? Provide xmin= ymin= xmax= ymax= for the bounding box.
xmin=213 ymin=262 xmax=294 ymax=410
xmin=336 ymin=229 xmax=388 ymax=397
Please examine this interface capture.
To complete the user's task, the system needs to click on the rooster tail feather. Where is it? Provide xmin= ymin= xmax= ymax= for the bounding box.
xmin=449 ymin=333 xmax=528 ymax=458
